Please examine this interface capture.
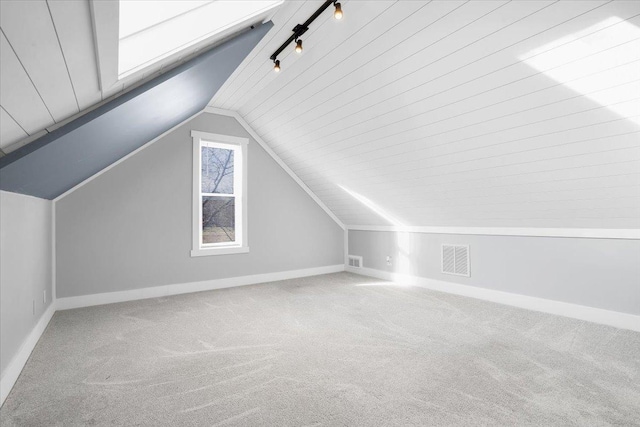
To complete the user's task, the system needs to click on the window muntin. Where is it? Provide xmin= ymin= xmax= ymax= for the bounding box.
xmin=192 ymin=131 xmax=248 ymax=256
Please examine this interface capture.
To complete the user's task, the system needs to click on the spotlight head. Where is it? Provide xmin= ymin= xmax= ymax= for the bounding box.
xmin=334 ymin=2 xmax=343 ymax=20
xmin=295 ymin=39 xmax=303 ymax=54
xmin=273 ymin=59 xmax=280 ymax=72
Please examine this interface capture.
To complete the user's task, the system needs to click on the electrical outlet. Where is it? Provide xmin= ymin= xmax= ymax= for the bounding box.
xmin=386 ymin=256 xmax=392 ymax=266
xmin=43 ymin=290 xmax=47 ymax=304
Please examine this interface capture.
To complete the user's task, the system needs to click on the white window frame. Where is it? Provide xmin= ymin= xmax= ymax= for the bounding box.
xmin=191 ymin=130 xmax=249 ymax=257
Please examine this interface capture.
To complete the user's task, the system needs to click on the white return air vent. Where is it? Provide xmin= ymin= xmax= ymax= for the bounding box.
xmin=348 ymin=255 xmax=363 ymax=268
xmin=442 ymin=245 xmax=470 ymax=277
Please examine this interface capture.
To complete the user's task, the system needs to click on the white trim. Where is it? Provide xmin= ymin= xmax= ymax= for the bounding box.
xmin=204 ymin=107 xmax=346 ymax=230
xmin=191 ymin=131 xmax=249 ymax=146
xmin=51 ymin=204 xmax=56 ymax=301
xmin=56 ymin=264 xmax=345 ymax=310
xmin=54 ymin=110 xmax=205 ymax=202
xmin=0 ymin=304 xmax=55 ymax=407
xmin=346 ymin=266 xmax=640 ymax=332
xmin=191 ymin=246 xmax=249 ymax=257
xmin=344 ymin=229 xmax=349 ymax=267
xmin=347 ymin=225 xmax=640 ymax=240
xmin=191 ymin=131 xmax=249 ymax=256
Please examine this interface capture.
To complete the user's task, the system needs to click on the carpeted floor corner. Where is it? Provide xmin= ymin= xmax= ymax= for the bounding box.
xmin=1 ymin=272 xmax=639 ymax=426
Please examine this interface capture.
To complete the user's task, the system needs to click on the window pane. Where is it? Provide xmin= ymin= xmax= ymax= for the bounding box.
xmin=202 ymin=196 xmax=235 ymax=244
xmin=201 ymin=147 xmax=234 ymax=194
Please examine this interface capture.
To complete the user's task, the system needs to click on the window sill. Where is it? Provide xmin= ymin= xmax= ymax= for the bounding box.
xmin=191 ymin=246 xmax=250 ymax=257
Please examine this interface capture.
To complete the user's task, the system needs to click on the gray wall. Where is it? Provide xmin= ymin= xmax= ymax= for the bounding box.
xmin=55 ymin=113 xmax=344 ymax=298
xmin=0 ymin=191 xmax=53 ymax=375
xmin=349 ymin=230 xmax=640 ymax=315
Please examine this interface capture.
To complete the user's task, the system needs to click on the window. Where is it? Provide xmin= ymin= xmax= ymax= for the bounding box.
xmin=191 ymin=131 xmax=248 ymax=256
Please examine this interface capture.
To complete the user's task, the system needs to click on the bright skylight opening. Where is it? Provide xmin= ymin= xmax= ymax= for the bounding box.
xmin=519 ymin=17 xmax=640 ymax=126
xmin=118 ymin=0 xmax=283 ymax=78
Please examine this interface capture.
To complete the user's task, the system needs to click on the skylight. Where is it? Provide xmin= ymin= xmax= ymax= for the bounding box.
xmin=118 ymin=0 xmax=283 ymax=78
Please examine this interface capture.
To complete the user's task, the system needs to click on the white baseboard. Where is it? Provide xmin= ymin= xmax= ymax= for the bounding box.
xmin=0 ymin=303 xmax=56 ymax=407
xmin=56 ymin=264 xmax=345 ymax=310
xmin=346 ymin=266 xmax=640 ymax=332
xmin=1 ymin=265 xmax=344 ymax=407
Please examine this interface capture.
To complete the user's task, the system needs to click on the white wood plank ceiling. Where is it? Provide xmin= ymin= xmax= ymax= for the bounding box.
xmin=0 ymin=0 xmax=279 ymax=154
xmin=0 ymin=0 xmax=102 ymax=153
xmin=211 ymin=0 xmax=640 ymax=229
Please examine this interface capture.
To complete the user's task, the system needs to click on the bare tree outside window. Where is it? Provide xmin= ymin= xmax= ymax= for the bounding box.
xmin=201 ymin=147 xmax=236 ymax=244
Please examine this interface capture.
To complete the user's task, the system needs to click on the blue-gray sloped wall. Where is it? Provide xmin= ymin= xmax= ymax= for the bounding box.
xmin=0 ymin=22 xmax=272 ymax=199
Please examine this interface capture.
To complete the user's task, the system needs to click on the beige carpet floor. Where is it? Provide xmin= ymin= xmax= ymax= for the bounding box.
xmin=1 ymin=272 xmax=639 ymax=426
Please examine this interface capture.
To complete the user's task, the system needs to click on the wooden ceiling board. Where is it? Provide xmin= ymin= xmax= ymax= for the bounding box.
xmin=0 ymin=0 xmax=79 ymax=122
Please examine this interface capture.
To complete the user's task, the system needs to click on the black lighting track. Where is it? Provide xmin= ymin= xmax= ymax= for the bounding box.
xmin=270 ymin=0 xmax=342 ymax=71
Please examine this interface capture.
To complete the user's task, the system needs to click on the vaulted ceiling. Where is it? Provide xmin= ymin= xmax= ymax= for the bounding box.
xmin=1 ymin=0 xmax=638 ymax=229
xmin=210 ymin=0 xmax=640 ymax=229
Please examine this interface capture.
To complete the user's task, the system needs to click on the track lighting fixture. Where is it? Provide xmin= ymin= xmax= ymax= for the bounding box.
xmin=270 ymin=0 xmax=344 ymax=73
xmin=334 ymin=2 xmax=343 ymax=20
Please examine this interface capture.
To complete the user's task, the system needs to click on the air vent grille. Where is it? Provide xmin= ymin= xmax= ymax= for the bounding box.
xmin=348 ymin=255 xmax=363 ymax=268
xmin=441 ymin=245 xmax=470 ymax=277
